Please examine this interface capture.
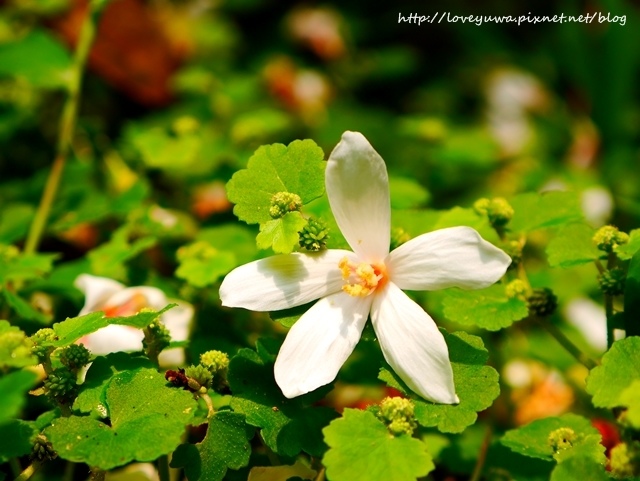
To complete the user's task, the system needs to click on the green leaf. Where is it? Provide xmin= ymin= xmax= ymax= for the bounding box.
xmin=550 ymin=456 xmax=609 ymax=481
xmin=620 ymin=380 xmax=640 ymax=429
xmin=0 ymin=420 xmax=37 ymax=462
xmin=228 ymin=341 xmax=337 ymax=457
xmin=501 ymin=414 xmax=605 ymax=464
xmin=73 ymin=352 xmax=153 ymax=414
xmin=0 ymin=203 xmax=34 ymax=244
xmin=586 ymin=336 xmax=640 ymax=408
xmin=131 ymin=127 xmax=202 ymax=171
xmin=247 ymin=460 xmax=317 ymax=481
xmin=197 ymin=224 xmax=258 ymax=266
xmin=624 ymin=249 xmax=640 ymax=337
xmin=87 ymin=227 xmax=156 ymax=281
xmin=379 ymin=330 xmax=500 ymax=433
xmin=171 ymin=411 xmax=252 ymax=481
xmin=0 ymin=30 xmax=72 ymax=88
xmin=269 ymin=302 xmax=313 ymax=328
xmin=323 ymin=409 xmax=435 ymax=481
xmin=46 ymin=305 xmax=175 ymax=348
xmin=0 ymin=370 xmax=37 ymax=425
xmin=256 ymin=211 xmax=307 ymax=254
xmin=546 ymin=223 xmax=600 ymax=268
xmin=441 ymin=284 xmax=528 ymax=331
xmin=0 ymin=320 xmax=37 ymax=368
xmin=176 ymin=241 xmax=237 ymax=288
xmin=0 ymin=249 xmax=57 ymax=284
xmin=226 ymin=139 xmax=325 ymax=225
xmin=2 ymin=288 xmax=48 ymax=323
xmin=389 ymin=176 xmax=430 ymax=209
xmin=46 ymin=368 xmax=197 ymax=470
xmin=509 ymin=192 xmax=583 ymax=233
xmin=615 ymin=228 xmax=640 ymax=260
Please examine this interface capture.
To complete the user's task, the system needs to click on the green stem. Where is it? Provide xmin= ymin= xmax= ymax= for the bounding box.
xmin=158 ymin=454 xmax=171 ymax=481
xmin=537 ymin=318 xmax=598 ymax=370
xmin=23 ymin=2 xmax=97 ymax=254
xmin=469 ymin=425 xmax=492 ymax=481
xmin=605 ymin=253 xmax=616 ymax=349
xmin=14 ymin=461 xmax=40 ymax=481
xmin=200 ymin=392 xmax=215 ymax=418
xmin=314 ymin=467 xmax=326 ymax=481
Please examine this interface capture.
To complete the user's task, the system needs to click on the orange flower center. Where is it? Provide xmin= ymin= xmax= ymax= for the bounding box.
xmin=103 ymin=292 xmax=149 ymax=318
xmin=339 ymin=257 xmax=388 ymax=297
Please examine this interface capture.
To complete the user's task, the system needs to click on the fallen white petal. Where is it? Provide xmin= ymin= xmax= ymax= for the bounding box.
xmin=326 ymin=131 xmax=390 ymax=262
xmin=220 ymin=250 xmax=355 ymax=311
xmin=371 ymin=282 xmax=458 ymax=404
xmin=274 ymin=291 xmax=372 ymax=398
xmin=74 ymin=274 xmax=125 ymax=315
xmin=388 ymin=226 xmax=511 ymax=291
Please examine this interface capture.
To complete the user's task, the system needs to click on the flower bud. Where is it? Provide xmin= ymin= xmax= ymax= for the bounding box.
xmin=474 ymin=197 xmax=514 ymax=228
xmin=31 ymin=434 xmax=57 ymax=462
xmin=547 ymin=427 xmax=577 ymax=452
xmin=269 ymin=192 xmax=302 ymax=219
xmin=299 ymin=217 xmax=329 ymax=251
xmin=593 ymin=225 xmax=629 ymax=253
xmin=599 ymin=267 xmax=626 ymax=296
xmin=377 ymin=397 xmax=416 ymax=436
xmin=30 ymin=328 xmax=57 ymax=361
xmin=143 ymin=320 xmax=171 ymax=360
xmin=505 ymin=279 xmax=528 ymax=300
xmin=610 ymin=442 xmax=640 ymax=479
xmin=527 ymin=288 xmax=557 ymax=317
xmin=185 ymin=364 xmax=213 ymax=391
xmin=59 ymin=344 xmax=91 ymax=371
xmin=44 ymin=367 xmax=77 ymax=402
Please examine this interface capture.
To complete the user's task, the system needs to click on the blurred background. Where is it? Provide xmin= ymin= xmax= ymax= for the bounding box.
xmin=0 ymin=0 xmax=639 ymax=460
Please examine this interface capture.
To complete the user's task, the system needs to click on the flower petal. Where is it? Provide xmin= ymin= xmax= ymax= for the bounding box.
xmin=371 ymin=282 xmax=458 ymax=404
xmin=326 ymin=131 xmax=390 ymax=262
xmin=78 ymin=325 xmax=144 ymax=355
xmin=274 ymin=291 xmax=372 ymax=398
xmin=74 ymin=274 xmax=125 ymax=315
xmin=219 ymin=250 xmax=356 ymax=311
xmin=388 ymin=226 xmax=511 ymax=291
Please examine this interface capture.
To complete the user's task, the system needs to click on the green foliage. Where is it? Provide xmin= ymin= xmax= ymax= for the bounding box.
xmin=87 ymin=227 xmax=156 ymax=281
xmin=546 ymin=223 xmax=600 ymax=267
xmin=441 ymin=284 xmax=529 ymax=330
xmin=226 ymin=139 xmax=325 ymax=225
xmin=501 ymin=414 xmax=605 ymax=464
xmin=228 ymin=340 xmax=337 ymax=457
xmin=509 ymin=192 xmax=583 ymax=233
xmin=379 ymin=331 xmax=500 ymax=433
xmin=176 ymin=241 xmax=237 ymax=288
xmin=45 ymin=304 xmax=176 ymax=348
xmin=322 ymin=409 xmax=435 ymax=481
xmin=549 ymin=456 xmax=609 ymax=481
xmin=389 ymin=176 xmax=430 ymax=209
xmin=586 ymin=336 xmax=640 ymax=409
xmin=0 ymin=320 xmax=37 ymax=368
xmin=624 ymin=249 xmax=640 ymax=337
xmin=0 ymin=370 xmax=37 ymax=425
xmin=171 ymin=411 xmax=252 ymax=481
xmin=46 ymin=368 xmax=197 ymax=470
xmin=0 ymin=30 xmax=72 ymax=89
xmin=256 ymin=211 xmax=308 ymax=253
xmin=615 ymin=228 xmax=640 ymax=260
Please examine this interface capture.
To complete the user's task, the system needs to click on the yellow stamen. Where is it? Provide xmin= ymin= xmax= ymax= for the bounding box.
xmin=339 ymin=256 xmax=387 ymax=297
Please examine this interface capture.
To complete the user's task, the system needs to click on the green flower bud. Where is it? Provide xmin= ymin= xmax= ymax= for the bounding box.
xmin=30 ymin=328 xmax=57 ymax=361
xmin=473 ymin=198 xmax=490 ymax=216
xmin=44 ymin=367 xmax=77 ymax=402
xmin=593 ymin=225 xmax=629 ymax=253
xmin=299 ymin=218 xmax=329 ymax=251
xmin=143 ymin=320 xmax=171 ymax=360
xmin=59 ymin=344 xmax=91 ymax=371
xmin=185 ymin=364 xmax=213 ymax=390
xmin=527 ymin=288 xmax=557 ymax=317
xmin=547 ymin=427 xmax=577 ymax=452
xmin=505 ymin=279 xmax=528 ymax=300
xmin=599 ymin=267 xmax=626 ymax=296
xmin=200 ymin=350 xmax=230 ymax=375
xmin=610 ymin=442 xmax=640 ymax=479
xmin=487 ymin=198 xmax=515 ymax=227
xmin=378 ymin=397 xmax=416 ymax=436
xmin=31 ymin=434 xmax=57 ymax=462
xmin=269 ymin=192 xmax=302 ymax=219
xmin=390 ymin=227 xmax=411 ymax=250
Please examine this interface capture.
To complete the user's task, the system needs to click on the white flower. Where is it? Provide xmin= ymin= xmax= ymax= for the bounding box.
xmin=74 ymin=274 xmax=193 ymax=367
xmin=220 ymin=131 xmax=511 ymax=404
